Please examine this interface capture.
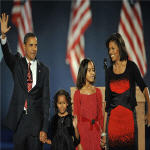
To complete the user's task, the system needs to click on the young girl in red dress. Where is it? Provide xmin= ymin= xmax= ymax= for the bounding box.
xmin=73 ymin=58 xmax=104 ymax=150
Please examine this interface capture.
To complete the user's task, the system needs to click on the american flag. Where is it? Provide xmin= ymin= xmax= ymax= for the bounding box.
xmin=11 ymin=0 xmax=33 ymax=56
xmin=118 ymin=0 xmax=147 ymax=76
xmin=66 ymin=0 xmax=92 ymax=83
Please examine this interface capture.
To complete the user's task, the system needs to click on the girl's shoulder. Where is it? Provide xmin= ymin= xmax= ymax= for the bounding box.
xmin=50 ymin=114 xmax=59 ymax=128
xmin=64 ymin=114 xmax=73 ymax=125
xmin=127 ymin=60 xmax=137 ymax=69
xmin=51 ymin=114 xmax=59 ymax=122
xmin=95 ymin=87 xmax=101 ymax=92
xmin=74 ymin=89 xmax=80 ymax=95
xmin=95 ymin=87 xmax=102 ymax=97
xmin=64 ymin=113 xmax=73 ymax=118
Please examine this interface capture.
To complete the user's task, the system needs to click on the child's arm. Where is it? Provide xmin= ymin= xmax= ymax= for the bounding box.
xmin=73 ymin=115 xmax=80 ymax=140
xmin=45 ymin=139 xmax=52 ymax=145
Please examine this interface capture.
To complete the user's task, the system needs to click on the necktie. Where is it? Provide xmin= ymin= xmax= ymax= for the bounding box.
xmin=24 ymin=62 xmax=33 ymax=113
xmin=27 ymin=62 xmax=33 ymax=91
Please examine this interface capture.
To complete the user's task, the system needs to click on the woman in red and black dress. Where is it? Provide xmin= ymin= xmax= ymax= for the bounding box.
xmin=101 ymin=33 xmax=150 ymax=150
xmin=73 ymin=58 xmax=104 ymax=150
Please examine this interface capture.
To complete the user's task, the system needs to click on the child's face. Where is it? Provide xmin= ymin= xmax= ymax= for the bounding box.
xmin=57 ymin=95 xmax=68 ymax=114
xmin=86 ymin=61 xmax=95 ymax=84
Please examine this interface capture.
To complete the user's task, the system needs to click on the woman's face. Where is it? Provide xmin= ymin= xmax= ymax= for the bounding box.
xmin=108 ymin=41 xmax=120 ymax=62
xmin=86 ymin=61 xmax=95 ymax=84
xmin=57 ymin=95 xmax=68 ymax=115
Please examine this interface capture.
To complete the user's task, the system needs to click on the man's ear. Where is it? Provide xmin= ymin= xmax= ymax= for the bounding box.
xmin=23 ymin=44 xmax=26 ymax=53
xmin=23 ymin=44 xmax=25 ymax=51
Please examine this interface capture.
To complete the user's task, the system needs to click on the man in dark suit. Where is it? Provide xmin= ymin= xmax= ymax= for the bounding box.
xmin=0 ymin=13 xmax=50 ymax=150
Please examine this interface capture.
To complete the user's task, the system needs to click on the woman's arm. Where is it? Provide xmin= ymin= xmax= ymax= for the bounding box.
xmin=143 ymin=87 xmax=150 ymax=126
xmin=132 ymin=61 xmax=150 ymax=126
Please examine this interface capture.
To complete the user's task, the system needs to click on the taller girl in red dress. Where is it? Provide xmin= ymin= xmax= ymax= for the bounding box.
xmin=73 ymin=58 xmax=104 ymax=150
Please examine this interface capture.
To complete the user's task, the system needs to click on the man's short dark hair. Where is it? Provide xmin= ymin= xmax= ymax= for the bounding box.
xmin=24 ymin=32 xmax=36 ymax=44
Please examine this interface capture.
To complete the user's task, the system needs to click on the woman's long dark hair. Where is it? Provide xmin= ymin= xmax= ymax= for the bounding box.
xmin=53 ymin=89 xmax=72 ymax=114
xmin=76 ymin=58 xmax=95 ymax=90
xmin=106 ymin=32 xmax=128 ymax=63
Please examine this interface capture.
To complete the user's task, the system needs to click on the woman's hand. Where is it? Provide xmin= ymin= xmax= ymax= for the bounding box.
xmin=143 ymin=87 xmax=150 ymax=127
xmin=145 ymin=112 xmax=150 ymax=127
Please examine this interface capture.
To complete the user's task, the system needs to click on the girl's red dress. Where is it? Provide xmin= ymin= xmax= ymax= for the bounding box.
xmin=74 ymin=88 xmax=103 ymax=150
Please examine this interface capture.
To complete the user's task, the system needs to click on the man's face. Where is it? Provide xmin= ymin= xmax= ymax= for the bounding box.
xmin=24 ymin=37 xmax=37 ymax=61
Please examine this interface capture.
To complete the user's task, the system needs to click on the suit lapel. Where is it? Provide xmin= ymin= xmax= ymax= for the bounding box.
xmin=36 ymin=60 xmax=41 ymax=88
xmin=17 ymin=57 xmax=28 ymax=91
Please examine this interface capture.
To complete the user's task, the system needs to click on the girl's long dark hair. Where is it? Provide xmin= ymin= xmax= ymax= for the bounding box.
xmin=53 ymin=89 xmax=72 ymax=114
xmin=76 ymin=58 xmax=95 ymax=90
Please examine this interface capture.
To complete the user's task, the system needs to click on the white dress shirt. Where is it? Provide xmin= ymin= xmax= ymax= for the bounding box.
xmin=26 ymin=58 xmax=37 ymax=89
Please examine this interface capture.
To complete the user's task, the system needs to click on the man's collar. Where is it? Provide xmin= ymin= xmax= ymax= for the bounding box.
xmin=25 ymin=58 xmax=36 ymax=64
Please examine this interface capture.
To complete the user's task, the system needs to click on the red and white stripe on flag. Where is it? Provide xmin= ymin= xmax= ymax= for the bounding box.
xmin=118 ymin=0 xmax=147 ymax=76
xmin=11 ymin=0 xmax=33 ymax=56
xmin=66 ymin=0 xmax=92 ymax=83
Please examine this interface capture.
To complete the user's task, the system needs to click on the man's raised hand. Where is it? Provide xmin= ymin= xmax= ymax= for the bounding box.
xmin=0 ymin=13 xmax=11 ymax=38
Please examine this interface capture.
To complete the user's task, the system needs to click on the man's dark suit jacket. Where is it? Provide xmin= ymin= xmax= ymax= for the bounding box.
xmin=1 ymin=42 xmax=50 ymax=136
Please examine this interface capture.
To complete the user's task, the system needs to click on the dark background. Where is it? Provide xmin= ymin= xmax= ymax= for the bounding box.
xmin=0 ymin=0 xmax=150 ymax=149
